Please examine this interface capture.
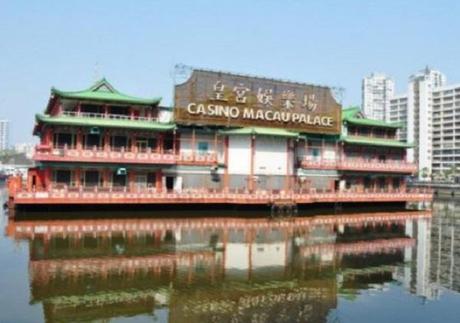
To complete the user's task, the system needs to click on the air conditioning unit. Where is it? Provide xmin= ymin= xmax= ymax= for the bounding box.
xmin=90 ymin=127 xmax=100 ymax=135
xmin=116 ymin=168 xmax=127 ymax=176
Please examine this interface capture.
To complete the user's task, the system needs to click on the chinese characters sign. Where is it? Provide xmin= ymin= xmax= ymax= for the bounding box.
xmin=174 ymin=69 xmax=341 ymax=134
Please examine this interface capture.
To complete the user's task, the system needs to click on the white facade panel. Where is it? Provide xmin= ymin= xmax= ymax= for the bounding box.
xmin=228 ymin=135 xmax=251 ymax=175
xmin=254 ymin=136 xmax=287 ymax=175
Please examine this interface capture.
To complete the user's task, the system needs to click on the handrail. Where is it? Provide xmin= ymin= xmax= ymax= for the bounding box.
xmin=61 ymin=111 xmax=159 ymax=122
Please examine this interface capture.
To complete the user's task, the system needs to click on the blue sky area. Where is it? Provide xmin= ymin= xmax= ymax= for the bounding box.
xmin=1 ymin=0 xmax=459 ymax=143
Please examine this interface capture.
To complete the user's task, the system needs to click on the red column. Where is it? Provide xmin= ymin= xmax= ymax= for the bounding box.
xmin=44 ymin=168 xmax=52 ymax=189
xmin=128 ymin=170 xmax=135 ymax=192
xmin=155 ymin=170 xmax=163 ymax=192
xmin=74 ymin=168 xmax=81 ymax=188
xmin=223 ymin=136 xmax=229 ymax=192
xmin=191 ymin=129 xmax=196 ymax=159
xmin=104 ymin=130 xmax=110 ymax=152
xmin=130 ymin=133 xmax=136 ymax=152
xmin=158 ymin=133 xmax=164 ymax=154
xmin=285 ymin=138 xmax=291 ymax=191
xmin=249 ymin=135 xmax=255 ymax=192
xmin=76 ymin=129 xmax=83 ymax=150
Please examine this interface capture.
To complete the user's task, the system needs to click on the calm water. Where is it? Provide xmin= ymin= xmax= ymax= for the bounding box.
xmin=1 ymin=191 xmax=460 ymax=322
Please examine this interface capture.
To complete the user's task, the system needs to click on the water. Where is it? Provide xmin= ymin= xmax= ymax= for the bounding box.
xmin=1 ymin=192 xmax=459 ymax=322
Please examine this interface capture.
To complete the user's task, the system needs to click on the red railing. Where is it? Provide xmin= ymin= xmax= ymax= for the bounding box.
xmin=34 ymin=146 xmax=219 ymax=166
xmin=12 ymin=187 xmax=433 ymax=205
xmin=299 ymin=157 xmax=417 ymax=173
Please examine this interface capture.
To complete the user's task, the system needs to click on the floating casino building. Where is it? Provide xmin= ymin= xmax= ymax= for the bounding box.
xmin=7 ymin=69 xmax=432 ymax=210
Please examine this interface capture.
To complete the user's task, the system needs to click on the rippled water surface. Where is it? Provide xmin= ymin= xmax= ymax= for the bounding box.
xmin=1 ymin=190 xmax=459 ymax=322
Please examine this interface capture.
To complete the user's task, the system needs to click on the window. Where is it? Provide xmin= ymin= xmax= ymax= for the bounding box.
xmin=84 ymin=170 xmax=100 ymax=187
xmin=54 ymin=170 xmax=71 ymax=184
xmin=198 ymin=142 xmax=209 ymax=155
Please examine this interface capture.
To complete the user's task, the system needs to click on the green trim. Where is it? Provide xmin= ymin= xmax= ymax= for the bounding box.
xmin=52 ymin=78 xmax=161 ymax=106
xmin=298 ymin=133 xmax=340 ymax=141
xmin=36 ymin=114 xmax=175 ymax=132
xmin=341 ymin=136 xmax=413 ymax=148
xmin=219 ymin=127 xmax=299 ymax=138
xmin=345 ymin=117 xmax=403 ymax=129
xmin=342 ymin=106 xmax=402 ymax=129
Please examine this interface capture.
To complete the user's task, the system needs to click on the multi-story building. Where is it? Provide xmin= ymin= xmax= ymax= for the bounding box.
xmin=432 ymin=84 xmax=460 ymax=175
xmin=386 ymin=67 xmax=446 ymax=178
xmin=388 ymin=95 xmax=409 ymax=142
xmin=7 ymin=70 xmax=431 ymax=210
xmin=362 ymin=73 xmax=394 ymax=121
xmin=0 ymin=119 xmax=10 ymax=151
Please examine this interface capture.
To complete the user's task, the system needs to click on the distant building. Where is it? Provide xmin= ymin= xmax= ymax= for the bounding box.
xmin=432 ymin=84 xmax=460 ymax=175
xmin=0 ymin=119 xmax=9 ymax=151
xmin=362 ymin=73 xmax=394 ymax=121
xmin=14 ymin=143 xmax=36 ymax=159
xmin=386 ymin=67 xmax=446 ymax=179
xmin=388 ymin=95 xmax=409 ymax=142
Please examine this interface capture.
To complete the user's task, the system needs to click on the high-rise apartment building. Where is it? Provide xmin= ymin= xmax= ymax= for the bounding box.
xmin=362 ymin=73 xmax=395 ymax=121
xmin=432 ymin=84 xmax=460 ymax=175
xmin=0 ymin=119 xmax=10 ymax=151
xmin=388 ymin=95 xmax=409 ymax=142
xmin=386 ymin=67 xmax=446 ymax=178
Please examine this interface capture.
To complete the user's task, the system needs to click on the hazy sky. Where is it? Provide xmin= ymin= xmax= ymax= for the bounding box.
xmin=1 ymin=0 xmax=459 ymax=144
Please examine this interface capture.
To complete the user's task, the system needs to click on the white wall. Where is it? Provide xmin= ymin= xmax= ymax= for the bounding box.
xmin=228 ymin=135 xmax=251 ymax=174
xmin=251 ymin=243 xmax=286 ymax=268
xmin=225 ymin=243 xmax=250 ymax=270
xmin=254 ymin=136 xmax=288 ymax=175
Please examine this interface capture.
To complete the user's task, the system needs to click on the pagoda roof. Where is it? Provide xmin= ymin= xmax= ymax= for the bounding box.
xmin=51 ymin=78 xmax=162 ymax=106
xmin=342 ymin=107 xmax=403 ymax=129
xmin=341 ymin=135 xmax=413 ymax=148
xmin=219 ymin=127 xmax=299 ymax=138
xmin=35 ymin=114 xmax=175 ymax=132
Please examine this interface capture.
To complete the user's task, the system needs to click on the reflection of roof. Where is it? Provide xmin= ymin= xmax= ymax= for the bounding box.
xmin=219 ymin=127 xmax=299 ymax=138
xmin=35 ymin=113 xmax=175 ymax=131
xmin=51 ymin=78 xmax=161 ymax=105
xmin=342 ymin=107 xmax=403 ymax=129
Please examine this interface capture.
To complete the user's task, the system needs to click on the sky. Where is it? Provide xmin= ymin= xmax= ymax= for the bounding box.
xmin=1 ymin=0 xmax=460 ymax=144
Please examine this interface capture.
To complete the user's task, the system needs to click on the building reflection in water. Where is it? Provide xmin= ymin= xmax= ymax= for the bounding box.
xmin=6 ymin=211 xmax=433 ymax=323
xmin=429 ymin=202 xmax=460 ymax=296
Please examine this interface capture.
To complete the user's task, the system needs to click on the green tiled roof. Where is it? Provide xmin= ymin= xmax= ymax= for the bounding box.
xmin=51 ymin=78 xmax=162 ymax=106
xmin=219 ymin=127 xmax=299 ymax=138
xmin=342 ymin=106 xmax=361 ymax=119
xmin=35 ymin=114 xmax=175 ymax=131
xmin=341 ymin=135 xmax=413 ymax=148
xmin=342 ymin=106 xmax=402 ymax=129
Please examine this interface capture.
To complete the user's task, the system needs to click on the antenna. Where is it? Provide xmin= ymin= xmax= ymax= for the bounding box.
xmin=173 ymin=64 xmax=193 ymax=85
xmin=331 ymin=86 xmax=345 ymax=104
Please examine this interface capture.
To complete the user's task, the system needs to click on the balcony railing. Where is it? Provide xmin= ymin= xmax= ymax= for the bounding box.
xmin=34 ymin=146 xmax=219 ymax=166
xmin=61 ymin=111 xmax=159 ymax=122
xmin=299 ymin=157 xmax=417 ymax=173
xmin=13 ymin=186 xmax=433 ymax=205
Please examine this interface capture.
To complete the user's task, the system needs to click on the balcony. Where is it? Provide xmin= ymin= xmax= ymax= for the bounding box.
xmin=34 ymin=145 xmax=218 ymax=166
xmin=299 ymin=157 xmax=417 ymax=174
xmin=62 ymin=110 xmax=159 ymax=122
xmin=12 ymin=186 xmax=433 ymax=206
